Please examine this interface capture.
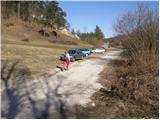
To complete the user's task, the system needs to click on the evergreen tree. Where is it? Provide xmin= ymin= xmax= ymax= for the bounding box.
xmin=2 ymin=1 xmax=68 ymax=29
xmin=71 ymin=28 xmax=75 ymax=34
xmin=94 ymin=25 xmax=104 ymax=40
xmin=43 ymin=1 xmax=67 ymax=29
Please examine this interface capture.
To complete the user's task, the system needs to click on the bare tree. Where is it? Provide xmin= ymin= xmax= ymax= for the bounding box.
xmin=114 ymin=3 xmax=158 ymax=68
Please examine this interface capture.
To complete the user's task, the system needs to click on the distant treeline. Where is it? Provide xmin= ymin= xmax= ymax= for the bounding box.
xmin=1 ymin=1 xmax=69 ymax=29
xmin=79 ymin=25 xmax=105 ymax=47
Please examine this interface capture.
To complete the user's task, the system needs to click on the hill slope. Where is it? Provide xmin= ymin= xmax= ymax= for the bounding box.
xmin=1 ymin=17 xmax=92 ymax=73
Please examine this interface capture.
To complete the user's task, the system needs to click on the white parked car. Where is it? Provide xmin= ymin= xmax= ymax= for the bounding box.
xmin=92 ymin=48 xmax=105 ymax=53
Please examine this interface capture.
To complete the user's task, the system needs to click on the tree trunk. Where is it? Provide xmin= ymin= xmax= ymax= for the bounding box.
xmin=17 ymin=1 xmax=20 ymax=19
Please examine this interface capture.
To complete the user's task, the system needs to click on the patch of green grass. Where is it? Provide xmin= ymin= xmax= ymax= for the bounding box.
xmin=1 ymin=40 xmax=92 ymax=73
xmin=1 ymin=43 xmax=63 ymax=73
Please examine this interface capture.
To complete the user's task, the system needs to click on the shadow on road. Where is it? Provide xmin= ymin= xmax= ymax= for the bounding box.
xmin=1 ymin=60 xmax=68 ymax=119
xmin=1 ymin=54 xmax=105 ymax=119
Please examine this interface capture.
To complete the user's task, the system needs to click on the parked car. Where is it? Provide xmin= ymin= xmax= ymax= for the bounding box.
xmin=76 ymin=48 xmax=92 ymax=56
xmin=60 ymin=49 xmax=86 ymax=62
xmin=92 ymin=48 xmax=105 ymax=53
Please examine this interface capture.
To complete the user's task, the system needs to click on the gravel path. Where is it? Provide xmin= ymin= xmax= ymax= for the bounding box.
xmin=1 ymin=50 xmax=122 ymax=118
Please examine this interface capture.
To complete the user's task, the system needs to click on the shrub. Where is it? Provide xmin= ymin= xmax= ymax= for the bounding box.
xmin=110 ymin=60 xmax=159 ymax=118
xmin=114 ymin=3 xmax=159 ymax=69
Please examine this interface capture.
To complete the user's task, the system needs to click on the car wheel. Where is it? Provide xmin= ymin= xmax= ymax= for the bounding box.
xmin=71 ymin=57 xmax=75 ymax=62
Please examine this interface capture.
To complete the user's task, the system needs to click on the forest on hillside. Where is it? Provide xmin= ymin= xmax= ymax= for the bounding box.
xmin=1 ymin=1 xmax=69 ymax=30
xmin=1 ymin=1 xmax=105 ymax=47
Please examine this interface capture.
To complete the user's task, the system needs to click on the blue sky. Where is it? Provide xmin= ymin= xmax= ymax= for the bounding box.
xmin=59 ymin=1 xmax=158 ymax=38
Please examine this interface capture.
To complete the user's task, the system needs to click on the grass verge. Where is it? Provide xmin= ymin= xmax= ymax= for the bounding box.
xmin=1 ymin=40 xmax=92 ymax=74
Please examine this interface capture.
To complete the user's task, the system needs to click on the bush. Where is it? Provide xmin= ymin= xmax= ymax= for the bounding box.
xmin=110 ymin=60 xmax=159 ymax=118
xmin=80 ymin=33 xmax=104 ymax=47
xmin=114 ymin=3 xmax=159 ymax=69
xmin=85 ymin=37 xmax=104 ymax=47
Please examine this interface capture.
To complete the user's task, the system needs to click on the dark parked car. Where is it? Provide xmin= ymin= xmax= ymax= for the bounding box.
xmin=60 ymin=49 xmax=85 ymax=62
xmin=76 ymin=48 xmax=92 ymax=56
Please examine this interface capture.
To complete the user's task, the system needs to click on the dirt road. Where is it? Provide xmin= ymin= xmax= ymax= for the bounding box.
xmin=1 ymin=50 xmax=122 ymax=119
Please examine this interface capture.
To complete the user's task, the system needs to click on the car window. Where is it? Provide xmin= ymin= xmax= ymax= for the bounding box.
xmin=72 ymin=51 xmax=76 ymax=54
xmin=77 ymin=51 xmax=80 ymax=54
xmin=79 ymin=50 xmax=83 ymax=54
xmin=68 ymin=50 xmax=72 ymax=54
xmin=98 ymin=48 xmax=103 ymax=50
xmin=68 ymin=50 xmax=76 ymax=54
xmin=80 ymin=49 xmax=84 ymax=51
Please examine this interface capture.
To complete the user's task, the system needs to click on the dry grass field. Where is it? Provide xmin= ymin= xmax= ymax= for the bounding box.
xmin=1 ymin=17 xmax=92 ymax=73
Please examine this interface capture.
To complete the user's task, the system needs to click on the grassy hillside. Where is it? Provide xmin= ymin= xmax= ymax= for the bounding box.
xmin=1 ymin=17 xmax=92 ymax=73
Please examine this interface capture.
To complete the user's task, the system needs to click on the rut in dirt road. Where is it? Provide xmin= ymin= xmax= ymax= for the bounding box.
xmin=1 ymin=50 xmax=122 ymax=119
